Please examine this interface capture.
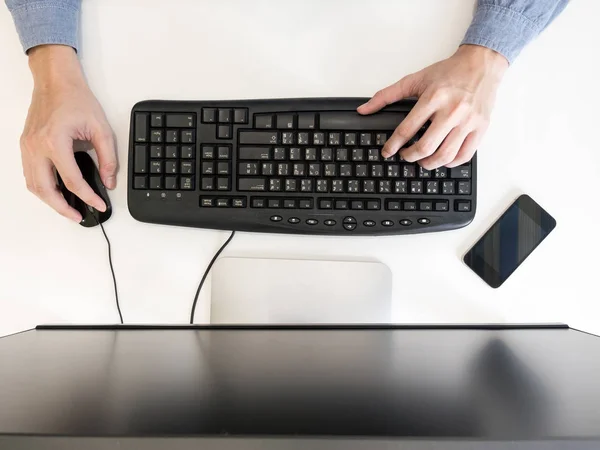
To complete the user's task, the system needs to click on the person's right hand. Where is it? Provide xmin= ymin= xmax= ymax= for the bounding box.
xmin=20 ymin=45 xmax=117 ymax=223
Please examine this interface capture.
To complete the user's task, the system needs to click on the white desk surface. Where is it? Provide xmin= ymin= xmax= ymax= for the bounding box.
xmin=1 ymin=0 xmax=599 ymax=338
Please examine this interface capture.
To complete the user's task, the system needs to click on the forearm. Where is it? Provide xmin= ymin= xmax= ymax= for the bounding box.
xmin=461 ymin=0 xmax=570 ymax=64
xmin=5 ymin=0 xmax=81 ymax=53
xmin=28 ymin=45 xmax=85 ymax=92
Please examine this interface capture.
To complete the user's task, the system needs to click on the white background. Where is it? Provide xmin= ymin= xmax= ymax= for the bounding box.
xmin=0 ymin=0 xmax=599 ymax=338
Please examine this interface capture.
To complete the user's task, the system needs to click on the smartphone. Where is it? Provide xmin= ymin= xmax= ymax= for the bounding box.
xmin=463 ymin=194 xmax=556 ymax=288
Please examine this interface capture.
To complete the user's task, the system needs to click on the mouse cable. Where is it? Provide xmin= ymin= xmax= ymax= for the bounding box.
xmin=190 ymin=230 xmax=236 ymax=324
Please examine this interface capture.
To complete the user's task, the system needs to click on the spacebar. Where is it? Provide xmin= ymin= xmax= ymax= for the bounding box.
xmin=319 ymin=112 xmax=406 ymax=130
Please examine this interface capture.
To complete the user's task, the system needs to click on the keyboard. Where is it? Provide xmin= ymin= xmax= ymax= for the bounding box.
xmin=128 ymin=98 xmax=476 ymax=235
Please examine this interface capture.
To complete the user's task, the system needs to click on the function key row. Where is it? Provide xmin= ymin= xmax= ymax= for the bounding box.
xmin=149 ymin=145 xmax=195 ymax=159
xmin=147 ymin=129 xmax=195 ymax=144
xmin=202 ymin=108 xmax=248 ymax=125
xmin=135 ymin=112 xmax=196 ymax=142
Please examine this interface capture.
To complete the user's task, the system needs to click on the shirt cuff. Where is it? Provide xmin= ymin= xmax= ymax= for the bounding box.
xmin=8 ymin=1 xmax=80 ymax=53
xmin=461 ymin=4 xmax=543 ymax=64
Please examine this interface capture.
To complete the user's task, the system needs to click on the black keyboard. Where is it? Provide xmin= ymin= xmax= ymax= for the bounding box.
xmin=128 ymin=98 xmax=476 ymax=235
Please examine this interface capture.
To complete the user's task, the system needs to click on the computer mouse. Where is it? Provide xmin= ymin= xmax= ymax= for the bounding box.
xmin=57 ymin=152 xmax=112 ymax=227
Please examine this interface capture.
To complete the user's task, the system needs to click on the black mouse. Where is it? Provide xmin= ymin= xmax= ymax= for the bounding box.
xmin=57 ymin=152 xmax=112 ymax=227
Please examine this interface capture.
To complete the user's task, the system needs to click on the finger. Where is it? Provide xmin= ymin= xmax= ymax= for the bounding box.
xmin=399 ymin=112 xmax=457 ymax=163
xmin=32 ymin=159 xmax=83 ymax=223
xmin=21 ymin=152 xmax=35 ymax=193
xmin=381 ymin=99 xmax=437 ymax=158
xmin=419 ymin=126 xmax=471 ymax=170
xmin=357 ymin=74 xmax=420 ymax=115
xmin=446 ymin=130 xmax=482 ymax=168
xmin=51 ymin=141 xmax=107 ymax=212
xmin=92 ymin=126 xmax=118 ymax=189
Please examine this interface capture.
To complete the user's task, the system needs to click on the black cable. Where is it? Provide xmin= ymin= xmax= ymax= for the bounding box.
xmin=190 ymin=230 xmax=236 ymax=324
xmin=98 ymin=222 xmax=123 ymax=324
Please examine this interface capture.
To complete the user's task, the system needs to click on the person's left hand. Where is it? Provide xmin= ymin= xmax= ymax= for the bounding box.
xmin=357 ymin=44 xmax=508 ymax=169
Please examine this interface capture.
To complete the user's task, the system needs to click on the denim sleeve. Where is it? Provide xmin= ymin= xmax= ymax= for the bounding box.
xmin=461 ymin=0 xmax=569 ymax=64
xmin=5 ymin=0 xmax=81 ymax=53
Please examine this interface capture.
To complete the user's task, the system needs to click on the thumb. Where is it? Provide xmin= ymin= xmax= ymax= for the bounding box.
xmin=92 ymin=125 xmax=118 ymax=190
xmin=357 ymin=73 xmax=421 ymax=115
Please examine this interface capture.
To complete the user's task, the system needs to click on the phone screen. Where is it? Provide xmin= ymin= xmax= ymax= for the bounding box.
xmin=463 ymin=194 xmax=556 ymax=288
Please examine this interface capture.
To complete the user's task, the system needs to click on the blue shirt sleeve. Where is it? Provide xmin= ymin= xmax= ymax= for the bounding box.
xmin=5 ymin=0 xmax=81 ymax=53
xmin=461 ymin=0 xmax=569 ymax=64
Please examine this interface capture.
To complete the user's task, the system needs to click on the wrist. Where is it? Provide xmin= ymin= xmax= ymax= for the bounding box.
xmin=455 ymin=44 xmax=509 ymax=80
xmin=28 ymin=45 xmax=86 ymax=91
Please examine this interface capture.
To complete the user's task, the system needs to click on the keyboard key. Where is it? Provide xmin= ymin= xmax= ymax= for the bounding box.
xmin=181 ymin=130 xmax=195 ymax=143
xmin=134 ymin=176 xmax=147 ymax=189
xmin=298 ymin=113 xmax=316 ymax=129
xmin=270 ymin=179 xmax=282 ymax=191
xmin=150 ymin=113 xmax=163 ymax=128
xmin=134 ymin=145 xmax=148 ymax=173
xmin=150 ymin=160 xmax=163 ymax=174
xmin=383 ymin=154 xmax=398 ymax=162
xmin=284 ymin=199 xmax=297 ymax=209
xmin=362 ymin=180 xmax=375 ymax=193
xmin=238 ymin=178 xmax=266 ymax=191
xmin=290 ymin=148 xmax=302 ymax=160
xmin=367 ymin=148 xmax=380 ymax=161
xmin=306 ymin=219 xmax=318 ymax=226
xmin=150 ymin=129 xmax=163 ymax=143
xmin=239 ymin=162 xmax=259 ymax=176
xmin=387 ymin=164 xmax=400 ymax=178
xmin=165 ymin=160 xmax=178 ymax=174
xmin=382 ymin=220 xmax=394 ymax=227
xmin=456 ymin=200 xmax=472 ymax=212
xmin=277 ymin=114 xmax=295 ymax=129
xmin=269 ymin=199 xmax=282 ymax=208
xmin=403 ymin=201 xmax=416 ymax=211
xmin=352 ymin=148 xmax=365 ymax=161
xmin=240 ymin=131 xmax=278 ymax=145
xmin=417 ymin=218 xmax=431 ymax=225
xmin=347 ymin=180 xmax=359 ymax=193
xmin=234 ymin=109 xmax=248 ymax=124
xmin=442 ymin=181 xmax=455 ymax=194
xmin=434 ymin=167 xmax=448 ymax=178
xmin=165 ymin=176 xmax=178 ymax=190
xmin=360 ymin=133 xmax=372 ymax=146
xmin=274 ymin=147 xmax=286 ymax=160
xmin=435 ymin=201 xmax=449 ymax=211
xmin=426 ymin=181 xmax=439 ymax=194
xmin=150 ymin=176 xmax=163 ymax=189
xmin=419 ymin=167 xmax=431 ymax=178
xmin=278 ymin=163 xmax=290 ymax=176
xmin=419 ymin=201 xmax=433 ymax=211
xmin=217 ymin=146 xmax=231 ymax=159
xmin=367 ymin=200 xmax=381 ymax=210
xmin=336 ymin=148 xmax=349 ymax=162
xmin=282 ymin=132 xmax=295 ymax=145
xmin=298 ymin=132 xmax=310 ymax=145
xmin=293 ymin=163 xmax=306 ymax=176
xmin=251 ymin=198 xmax=266 ymax=208
xmin=217 ymin=198 xmax=230 ymax=207
xmin=202 ymin=108 xmax=216 ymax=123
xmin=255 ymin=114 xmax=273 ymax=129
xmin=202 ymin=162 xmax=215 ymax=175
xmin=375 ymin=133 xmax=387 ymax=146
xmin=340 ymin=164 xmax=352 ymax=177
xmin=316 ymin=179 xmax=329 ymax=192
xmin=451 ymin=166 xmax=471 ymax=178
xmin=351 ymin=200 xmax=364 ymax=210
xmin=135 ymin=113 xmax=149 ymax=142
xmin=324 ymin=220 xmax=337 ymax=226
xmin=363 ymin=220 xmax=376 ymax=227
xmin=300 ymin=179 xmax=313 ymax=192
xmin=371 ymin=165 xmax=384 ymax=178
xmin=239 ymin=147 xmax=271 ymax=160
xmin=344 ymin=133 xmax=357 ymax=146
xmin=335 ymin=200 xmax=349 ymax=210
xmin=232 ymin=198 xmax=247 ymax=207
xmin=321 ymin=148 xmax=333 ymax=161
xmin=181 ymin=146 xmax=194 ymax=159
xmin=379 ymin=180 xmax=391 ymax=194
xmin=217 ymin=125 xmax=232 ymax=139
xmin=202 ymin=146 xmax=215 ymax=159
xmin=324 ymin=164 xmax=337 ymax=177
xmin=217 ymin=162 xmax=230 ymax=175
xmin=313 ymin=132 xmax=325 ymax=145
xmin=394 ymin=180 xmax=407 ymax=194
xmin=329 ymin=132 xmax=341 ymax=146
xmin=201 ymin=177 xmax=215 ymax=190
xmin=201 ymin=197 xmax=215 ymax=207
xmin=218 ymin=109 xmax=232 ymax=123
xmin=332 ymin=180 xmax=345 ymax=193
xmin=305 ymin=148 xmax=317 ymax=161
xmin=458 ymin=181 xmax=471 ymax=194
xmin=181 ymin=176 xmax=195 ymax=190
xmin=403 ymin=165 xmax=416 ymax=178
xmin=319 ymin=112 xmax=406 ymax=130
xmin=299 ymin=199 xmax=313 ymax=209
xmin=261 ymin=162 xmax=274 ymax=176
xmin=166 ymin=114 xmax=195 ymax=128
xmin=355 ymin=164 xmax=368 ymax=177
xmin=410 ymin=181 xmax=423 ymax=194
xmin=285 ymin=179 xmax=298 ymax=192
xmin=150 ymin=145 xmax=163 ymax=158
xmin=166 ymin=145 xmax=178 ymax=158
xmin=400 ymin=219 xmax=412 ymax=226
xmin=386 ymin=200 xmax=401 ymax=211
xmin=319 ymin=199 xmax=333 ymax=209
xmin=270 ymin=215 xmax=283 ymax=222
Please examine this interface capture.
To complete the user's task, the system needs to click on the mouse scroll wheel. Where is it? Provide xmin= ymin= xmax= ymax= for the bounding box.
xmin=87 ymin=205 xmax=95 ymax=213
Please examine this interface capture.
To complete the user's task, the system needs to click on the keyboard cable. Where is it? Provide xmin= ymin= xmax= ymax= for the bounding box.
xmin=190 ymin=230 xmax=236 ymax=324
